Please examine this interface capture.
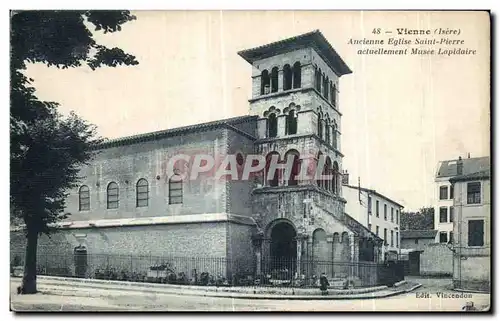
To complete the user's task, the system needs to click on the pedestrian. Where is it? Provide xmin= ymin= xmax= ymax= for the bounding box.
xmin=319 ymin=273 xmax=329 ymax=295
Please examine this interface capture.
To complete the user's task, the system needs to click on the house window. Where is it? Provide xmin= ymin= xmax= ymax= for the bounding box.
xmin=396 ymin=232 xmax=399 ymax=248
xmin=368 ymin=196 xmax=372 ymax=215
xmin=391 ymin=207 xmax=394 ymax=222
xmin=285 ymin=110 xmax=297 ymax=135
xmin=396 ymin=210 xmax=399 ymax=224
xmin=439 ymin=232 xmax=448 ymax=243
xmin=267 ymin=113 xmax=278 ymax=138
xmin=439 ymin=207 xmax=448 ymax=223
xmin=391 ymin=230 xmax=394 ymax=247
xmin=449 ymin=207 xmax=454 ymax=223
xmin=79 ymin=185 xmax=90 ymax=211
xmin=107 ymin=182 xmax=119 ymax=209
xmin=376 ymin=226 xmax=379 ymax=236
xmin=384 ymin=204 xmax=387 ymax=220
xmin=169 ymin=175 xmax=183 ymax=204
xmin=467 ymin=182 xmax=481 ymax=204
xmin=450 ymin=185 xmax=454 ymax=199
xmin=468 ymin=220 xmax=484 ymax=247
xmin=376 ymin=201 xmax=380 ymax=217
xmin=414 ymin=239 xmax=419 ymax=245
xmin=136 ymin=178 xmax=149 ymax=207
xmin=368 ymin=223 xmax=372 ymax=231
xmin=439 ymin=186 xmax=448 ymax=200
xmin=384 ymin=228 xmax=388 ymax=245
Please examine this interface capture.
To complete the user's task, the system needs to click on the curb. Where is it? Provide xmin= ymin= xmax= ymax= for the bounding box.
xmin=453 ymin=288 xmax=490 ymax=294
xmin=34 ymin=276 xmax=388 ymax=296
xmin=31 ymin=281 xmax=423 ymax=301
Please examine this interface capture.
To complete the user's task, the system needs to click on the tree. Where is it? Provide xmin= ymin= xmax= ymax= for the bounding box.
xmin=400 ymin=207 xmax=435 ymax=231
xmin=10 ymin=10 xmax=139 ymax=294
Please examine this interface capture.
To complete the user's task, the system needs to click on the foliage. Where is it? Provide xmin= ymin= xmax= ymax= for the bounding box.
xmin=10 ymin=10 xmax=139 ymax=294
xmin=400 ymin=207 xmax=435 ymax=230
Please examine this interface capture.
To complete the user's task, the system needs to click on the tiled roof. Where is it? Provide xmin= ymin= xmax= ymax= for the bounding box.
xmin=95 ymin=115 xmax=258 ymax=150
xmin=450 ymin=169 xmax=491 ymax=183
xmin=401 ymin=230 xmax=438 ymax=239
xmin=237 ymin=30 xmax=352 ymax=76
xmin=436 ymin=156 xmax=490 ymax=179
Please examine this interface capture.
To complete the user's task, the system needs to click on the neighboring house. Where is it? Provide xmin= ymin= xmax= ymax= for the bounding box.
xmin=433 ymin=155 xmax=489 ymax=244
xmin=11 ymin=30 xmax=381 ymax=281
xmin=400 ymin=230 xmax=437 ymax=252
xmin=450 ymin=168 xmax=491 ymax=292
xmin=342 ymin=174 xmax=403 ymax=261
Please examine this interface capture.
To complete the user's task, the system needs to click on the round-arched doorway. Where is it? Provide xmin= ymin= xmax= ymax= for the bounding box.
xmin=268 ymin=221 xmax=297 ymax=275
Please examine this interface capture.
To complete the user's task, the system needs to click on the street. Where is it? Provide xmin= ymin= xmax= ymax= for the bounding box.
xmin=10 ymin=277 xmax=490 ymax=312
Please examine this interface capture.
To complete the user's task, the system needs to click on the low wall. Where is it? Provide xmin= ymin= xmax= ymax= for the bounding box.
xmin=420 ymin=243 xmax=452 ymax=276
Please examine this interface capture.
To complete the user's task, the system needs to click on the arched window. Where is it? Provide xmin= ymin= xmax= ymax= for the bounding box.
xmin=312 ymin=228 xmax=327 ymax=269
xmin=107 ymin=182 xmax=119 ymax=209
xmin=316 ymin=152 xmax=323 ymax=188
xmin=323 ymin=74 xmax=328 ymax=97
xmin=267 ymin=113 xmax=278 ymax=138
xmin=261 ymin=70 xmax=270 ymax=95
xmin=324 ymin=156 xmax=332 ymax=191
xmin=332 ymin=122 xmax=338 ymax=150
xmin=332 ymin=84 xmax=337 ymax=106
xmin=283 ymin=64 xmax=292 ymax=90
xmin=265 ymin=152 xmax=280 ymax=187
xmin=315 ymin=68 xmax=322 ymax=92
xmin=285 ymin=110 xmax=297 ymax=135
xmin=325 ymin=118 xmax=331 ymax=144
xmin=284 ymin=149 xmax=300 ymax=186
xmin=271 ymin=67 xmax=279 ymax=93
xmin=169 ymin=175 xmax=183 ymax=204
xmin=79 ymin=185 xmax=90 ymax=211
xmin=317 ymin=111 xmax=323 ymax=139
xmin=324 ymin=76 xmax=329 ymax=100
xmin=333 ymin=161 xmax=339 ymax=194
xmin=329 ymin=81 xmax=334 ymax=105
xmin=136 ymin=178 xmax=149 ymax=207
xmin=292 ymin=62 xmax=301 ymax=88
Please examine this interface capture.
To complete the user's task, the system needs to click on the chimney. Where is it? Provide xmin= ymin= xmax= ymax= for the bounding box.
xmin=457 ymin=156 xmax=463 ymax=175
xmin=342 ymin=170 xmax=349 ymax=185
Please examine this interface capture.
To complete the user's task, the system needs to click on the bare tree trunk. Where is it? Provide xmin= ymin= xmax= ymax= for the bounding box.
xmin=20 ymin=230 xmax=38 ymax=294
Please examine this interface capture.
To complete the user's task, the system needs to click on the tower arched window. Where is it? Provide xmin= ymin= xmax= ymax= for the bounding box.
xmin=136 ymin=178 xmax=149 ymax=207
xmin=265 ymin=152 xmax=280 ymax=187
xmin=267 ymin=113 xmax=278 ymax=138
xmin=261 ymin=70 xmax=270 ymax=95
xmin=317 ymin=111 xmax=323 ymax=139
xmin=329 ymin=81 xmax=334 ymax=105
xmin=333 ymin=161 xmax=340 ymax=194
xmin=332 ymin=84 xmax=337 ymax=106
xmin=323 ymin=74 xmax=328 ymax=97
xmin=316 ymin=152 xmax=323 ymax=188
xmin=283 ymin=64 xmax=292 ymax=90
xmin=285 ymin=110 xmax=297 ymax=135
xmin=324 ymin=76 xmax=329 ymax=100
xmin=325 ymin=118 xmax=331 ymax=144
xmin=292 ymin=62 xmax=301 ymax=88
xmin=169 ymin=175 xmax=183 ymax=204
xmin=324 ymin=156 xmax=332 ymax=191
xmin=332 ymin=122 xmax=338 ymax=150
xmin=271 ymin=67 xmax=279 ymax=93
xmin=316 ymin=68 xmax=322 ymax=92
xmin=107 ymin=182 xmax=119 ymax=209
xmin=284 ymin=149 xmax=300 ymax=186
xmin=79 ymin=185 xmax=90 ymax=211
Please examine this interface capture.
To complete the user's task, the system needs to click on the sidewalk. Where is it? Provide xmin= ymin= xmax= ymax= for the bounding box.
xmin=12 ymin=276 xmax=422 ymax=300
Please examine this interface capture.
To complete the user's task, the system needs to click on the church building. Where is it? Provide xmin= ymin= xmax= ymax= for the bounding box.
xmin=11 ymin=30 xmax=383 ymax=283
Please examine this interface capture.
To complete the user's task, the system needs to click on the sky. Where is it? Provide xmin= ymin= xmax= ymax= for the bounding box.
xmin=25 ymin=11 xmax=490 ymax=211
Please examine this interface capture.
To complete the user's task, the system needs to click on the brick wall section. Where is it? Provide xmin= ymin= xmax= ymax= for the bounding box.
xmin=65 ymin=129 xmax=229 ymax=223
xmin=11 ymin=222 xmax=230 ymax=279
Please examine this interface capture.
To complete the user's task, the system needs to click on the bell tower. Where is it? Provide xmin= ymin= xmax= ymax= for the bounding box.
xmin=238 ymin=30 xmax=351 ymax=191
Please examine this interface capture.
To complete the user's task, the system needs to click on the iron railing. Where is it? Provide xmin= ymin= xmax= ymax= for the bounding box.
xmin=10 ymin=252 xmax=403 ymax=288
